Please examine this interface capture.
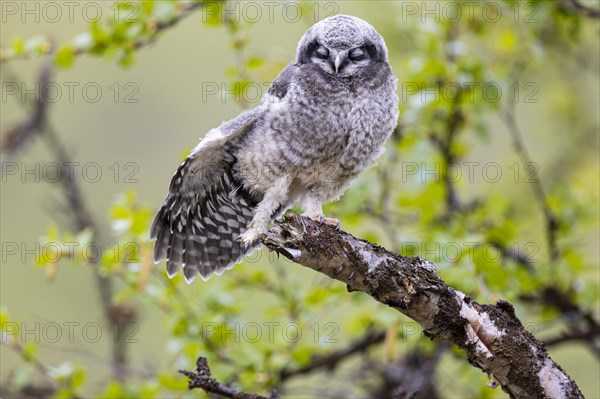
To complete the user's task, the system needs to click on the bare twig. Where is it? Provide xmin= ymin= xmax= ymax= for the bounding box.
xmin=376 ymin=124 xmax=404 ymax=250
xmin=559 ymin=0 xmax=600 ymax=18
xmin=1 ymin=65 xmax=51 ymax=155
xmin=377 ymin=343 xmax=448 ymax=399
xmin=428 ymin=104 xmax=463 ymax=217
xmin=489 ymin=241 xmax=535 ymax=272
xmin=180 ymin=357 xmax=281 ymax=399
xmin=134 ymin=2 xmax=206 ymax=50
xmin=520 ymin=286 xmax=600 ymax=357
xmin=262 ymin=215 xmax=584 ymax=399
xmin=502 ymin=106 xmax=560 ymax=261
xmin=278 ymin=329 xmax=387 ymax=382
xmin=437 ymin=23 xmax=464 ymax=217
xmin=545 ymin=327 xmax=600 ymax=348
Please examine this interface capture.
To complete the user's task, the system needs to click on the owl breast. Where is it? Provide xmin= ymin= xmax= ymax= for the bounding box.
xmin=284 ymin=66 xmax=398 ymax=176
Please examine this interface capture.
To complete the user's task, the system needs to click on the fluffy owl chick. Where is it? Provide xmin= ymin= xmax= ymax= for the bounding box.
xmin=151 ymin=15 xmax=399 ymax=282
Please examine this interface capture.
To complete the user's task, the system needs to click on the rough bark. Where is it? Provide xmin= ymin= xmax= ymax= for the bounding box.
xmin=262 ymin=215 xmax=584 ymax=399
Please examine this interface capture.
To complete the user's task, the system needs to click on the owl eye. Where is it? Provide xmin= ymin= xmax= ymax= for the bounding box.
xmin=349 ymin=47 xmax=367 ymax=61
xmin=314 ymin=45 xmax=330 ymax=59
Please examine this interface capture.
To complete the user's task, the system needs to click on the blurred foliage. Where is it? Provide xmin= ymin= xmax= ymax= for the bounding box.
xmin=1 ymin=0 xmax=598 ymax=398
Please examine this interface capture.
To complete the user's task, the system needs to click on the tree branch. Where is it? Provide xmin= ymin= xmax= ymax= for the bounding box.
xmin=262 ymin=215 xmax=584 ymax=399
xmin=1 ymin=1 xmax=206 ymax=63
xmin=180 ymin=357 xmax=280 ymax=399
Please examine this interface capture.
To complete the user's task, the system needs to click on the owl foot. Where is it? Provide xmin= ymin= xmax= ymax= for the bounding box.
xmin=238 ymin=228 xmax=262 ymax=247
xmin=304 ymin=214 xmax=341 ymax=230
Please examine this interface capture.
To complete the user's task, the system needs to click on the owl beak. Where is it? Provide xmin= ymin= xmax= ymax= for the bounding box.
xmin=332 ymin=50 xmax=348 ymax=74
xmin=334 ymin=54 xmax=343 ymax=73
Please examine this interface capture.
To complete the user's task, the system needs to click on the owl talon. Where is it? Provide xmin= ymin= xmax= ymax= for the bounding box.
xmin=239 ymin=229 xmax=261 ymax=247
xmin=321 ymin=216 xmax=341 ymax=230
xmin=303 ymin=213 xmax=341 ymax=230
xmin=299 ymin=217 xmax=308 ymax=234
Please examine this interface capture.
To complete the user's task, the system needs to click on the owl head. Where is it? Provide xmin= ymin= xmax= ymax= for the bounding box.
xmin=296 ymin=15 xmax=388 ymax=76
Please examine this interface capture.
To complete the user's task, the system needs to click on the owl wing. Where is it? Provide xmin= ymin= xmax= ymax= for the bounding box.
xmin=150 ymin=107 xmax=263 ymax=282
xmin=150 ymin=64 xmax=298 ymax=282
xmin=150 ymin=64 xmax=302 ymax=283
xmin=168 ymin=62 xmax=298 ymax=198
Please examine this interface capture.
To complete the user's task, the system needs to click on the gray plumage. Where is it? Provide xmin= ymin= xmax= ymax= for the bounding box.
xmin=151 ymin=15 xmax=399 ymax=282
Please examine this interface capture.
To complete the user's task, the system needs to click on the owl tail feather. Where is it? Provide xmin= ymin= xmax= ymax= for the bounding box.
xmin=150 ymin=172 xmax=258 ymax=283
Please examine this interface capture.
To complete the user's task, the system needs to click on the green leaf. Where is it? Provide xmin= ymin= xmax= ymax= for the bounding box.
xmin=55 ymin=46 xmax=75 ymax=68
xmin=247 ymin=56 xmax=264 ymax=69
xmin=0 ymin=308 xmax=11 ymax=329
xmin=140 ymin=0 xmax=155 ymax=15
xmin=12 ymin=36 xmax=25 ymax=55
xmin=139 ymin=383 xmax=159 ymax=399
xmin=305 ymin=287 xmax=328 ymax=305
xmin=71 ymin=367 xmax=86 ymax=389
xmin=54 ymin=389 xmax=74 ymax=399
xmin=21 ymin=342 xmax=37 ymax=362
xmin=90 ymin=22 xmax=109 ymax=50
xmin=117 ymin=47 xmax=136 ymax=68
xmin=291 ymin=345 xmax=313 ymax=366
xmin=94 ymin=381 xmax=125 ymax=399
xmin=158 ymin=374 xmax=187 ymax=392
xmin=202 ymin=1 xmax=224 ymax=26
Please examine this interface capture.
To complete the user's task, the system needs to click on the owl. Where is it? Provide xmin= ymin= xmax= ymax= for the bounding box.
xmin=151 ymin=15 xmax=399 ymax=282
